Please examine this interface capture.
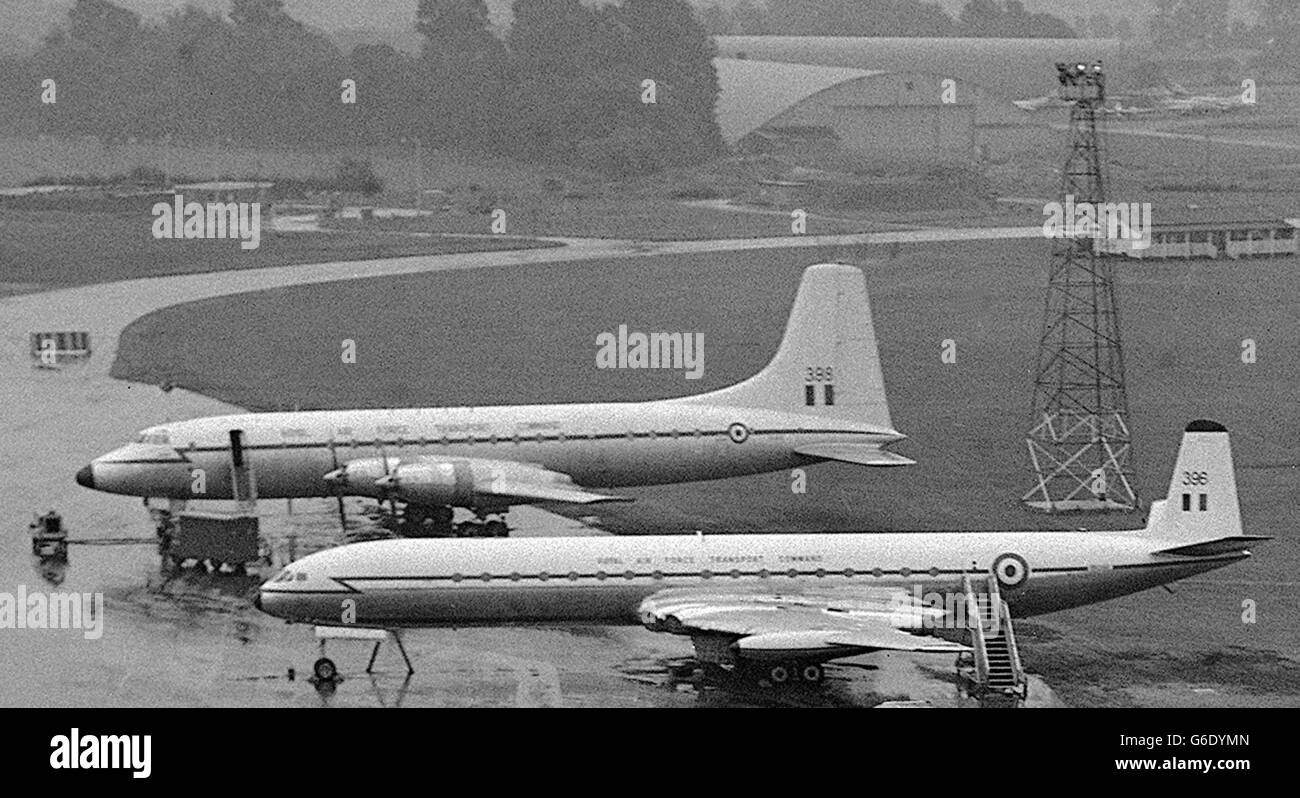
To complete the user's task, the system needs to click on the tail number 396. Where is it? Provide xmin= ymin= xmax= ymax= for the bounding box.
xmin=805 ymin=366 xmax=834 ymax=383
xmin=1182 ymin=471 xmax=1209 ymax=486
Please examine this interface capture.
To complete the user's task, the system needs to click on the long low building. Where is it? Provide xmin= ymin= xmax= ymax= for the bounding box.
xmin=1097 ymin=220 xmax=1299 ymax=259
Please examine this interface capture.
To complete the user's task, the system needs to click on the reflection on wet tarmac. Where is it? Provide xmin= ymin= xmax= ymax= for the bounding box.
xmin=617 ymin=655 xmax=885 ymax=708
xmin=37 ymin=559 xmax=68 ymax=587
xmin=365 ymin=675 xmax=413 ymax=708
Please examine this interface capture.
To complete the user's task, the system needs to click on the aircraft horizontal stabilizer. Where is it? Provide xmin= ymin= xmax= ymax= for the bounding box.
xmin=1151 ymin=535 xmax=1273 ymax=557
xmin=794 ymin=443 xmax=915 ymax=467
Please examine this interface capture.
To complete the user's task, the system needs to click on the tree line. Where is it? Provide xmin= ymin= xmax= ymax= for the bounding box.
xmin=1150 ymin=0 xmax=1299 ymax=61
xmin=0 ymin=0 xmax=723 ymax=177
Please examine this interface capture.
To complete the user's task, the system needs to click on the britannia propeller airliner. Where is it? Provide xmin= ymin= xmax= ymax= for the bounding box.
xmin=77 ymin=263 xmax=911 ymax=536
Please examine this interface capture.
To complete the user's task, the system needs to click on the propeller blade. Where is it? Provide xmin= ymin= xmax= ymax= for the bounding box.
xmin=328 ymin=440 xmax=347 ymax=534
xmin=376 ymin=441 xmax=397 ymax=517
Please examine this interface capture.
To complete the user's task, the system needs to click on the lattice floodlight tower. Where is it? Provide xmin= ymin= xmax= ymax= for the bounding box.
xmin=1023 ymin=61 xmax=1137 ymax=512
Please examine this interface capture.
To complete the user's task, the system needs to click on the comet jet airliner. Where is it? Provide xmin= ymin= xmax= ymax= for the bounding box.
xmin=258 ymin=421 xmax=1269 ymax=687
xmin=77 ymin=263 xmax=912 ymax=536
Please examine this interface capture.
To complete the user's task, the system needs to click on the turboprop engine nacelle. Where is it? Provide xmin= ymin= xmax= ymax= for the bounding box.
xmin=329 ymin=456 xmax=587 ymax=509
xmin=375 ymin=460 xmax=477 ymax=506
xmin=323 ymin=457 xmax=402 ymax=498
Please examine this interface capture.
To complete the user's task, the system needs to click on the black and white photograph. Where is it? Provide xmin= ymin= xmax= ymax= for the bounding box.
xmin=0 ymin=0 xmax=1294 ymax=776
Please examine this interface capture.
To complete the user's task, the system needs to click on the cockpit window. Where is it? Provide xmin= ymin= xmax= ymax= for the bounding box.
xmin=136 ymin=430 xmax=172 ymax=445
xmin=269 ymin=569 xmax=309 ymax=583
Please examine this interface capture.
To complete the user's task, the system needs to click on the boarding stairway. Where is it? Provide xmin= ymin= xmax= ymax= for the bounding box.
xmin=958 ymin=572 xmax=1028 ymax=703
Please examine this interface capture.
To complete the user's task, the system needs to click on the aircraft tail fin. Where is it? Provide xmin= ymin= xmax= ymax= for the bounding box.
xmin=680 ymin=263 xmax=897 ymax=431
xmin=1144 ymin=421 xmax=1265 ymax=551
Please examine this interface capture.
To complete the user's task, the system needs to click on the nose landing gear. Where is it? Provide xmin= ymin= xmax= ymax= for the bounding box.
xmin=313 ymin=657 xmax=338 ymax=682
xmin=305 ymin=626 xmax=415 ymax=688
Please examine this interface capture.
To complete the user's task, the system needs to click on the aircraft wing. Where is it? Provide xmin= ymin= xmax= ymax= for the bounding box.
xmin=638 ymin=587 xmax=966 ymax=655
xmin=466 ymin=460 xmax=632 ymax=505
xmin=482 ymin=477 xmax=631 ymax=505
xmin=794 ymin=443 xmax=915 ymax=467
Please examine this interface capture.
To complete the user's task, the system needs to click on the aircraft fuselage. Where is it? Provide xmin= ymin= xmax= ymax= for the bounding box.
xmin=84 ymin=402 xmax=899 ymax=499
xmin=257 ymin=528 xmax=1250 ymax=627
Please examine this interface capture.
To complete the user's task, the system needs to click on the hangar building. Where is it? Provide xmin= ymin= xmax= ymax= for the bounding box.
xmin=711 ymin=36 xmax=1133 ymax=167
xmin=714 ymin=36 xmax=1127 ymax=100
xmin=714 ymin=58 xmax=999 ymax=166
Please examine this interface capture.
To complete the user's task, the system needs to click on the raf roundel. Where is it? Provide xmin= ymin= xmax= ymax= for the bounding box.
xmin=992 ymin=553 xmax=1030 ymax=590
xmin=727 ymin=423 xmax=750 ymax=444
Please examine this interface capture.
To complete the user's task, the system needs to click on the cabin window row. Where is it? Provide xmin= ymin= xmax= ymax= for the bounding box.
xmin=444 ymin=566 xmax=943 ymax=582
xmin=1147 ymin=229 xmax=1294 ymax=244
xmin=325 ymin=429 xmax=712 ymax=446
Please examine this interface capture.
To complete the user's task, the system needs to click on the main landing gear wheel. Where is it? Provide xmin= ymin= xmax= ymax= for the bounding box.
xmin=313 ymin=657 xmax=338 ymax=681
xmin=427 ymin=506 xmax=453 ymax=536
xmin=799 ymin=663 xmax=825 ymax=684
xmin=402 ymin=504 xmax=454 ymax=537
xmin=758 ymin=661 xmax=823 ymax=687
xmin=452 ymin=518 xmax=510 ymax=537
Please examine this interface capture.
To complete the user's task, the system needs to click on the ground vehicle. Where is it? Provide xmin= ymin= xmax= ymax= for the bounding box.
xmin=30 ymin=511 xmax=68 ymax=560
xmin=159 ymin=512 xmax=262 ymax=575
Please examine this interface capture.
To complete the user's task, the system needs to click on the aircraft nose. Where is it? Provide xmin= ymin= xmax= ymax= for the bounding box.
xmin=75 ymin=464 xmax=95 ymax=489
xmin=253 ymin=593 xmax=263 ymax=612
